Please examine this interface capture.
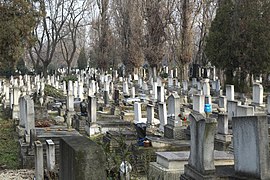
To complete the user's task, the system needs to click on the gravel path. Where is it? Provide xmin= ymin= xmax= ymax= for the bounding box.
xmin=0 ymin=169 xmax=34 ymax=180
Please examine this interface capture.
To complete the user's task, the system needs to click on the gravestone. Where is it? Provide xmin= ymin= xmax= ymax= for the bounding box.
xmin=147 ymin=104 xmax=154 ymax=125
xmin=193 ymin=94 xmax=205 ymax=114
xmin=181 ymin=113 xmax=217 ymax=179
xmin=215 ymin=113 xmax=232 ymax=150
xmin=268 ymin=95 xmax=270 ymax=114
xmin=85 ymin=96 xmax=100 ymax=136
xmin=164 ymin=92 xmax=186 ymax=140
xmin=21 ymin=95 xmax=35 ymax=143
xmin=114 ymin=89 xmax=120 ymax=105
xmin=218 ymin=96 xmax=227 ymax=112
xmin=227 ymin=100 xmax=240 ymax=121
xmin=60 ymin=136 xmax=106 ymax=180
xmin=12 ymin=84 xmax=20 ymax=119
xmin=158 ymin=102 xmax=167 ymax=132
xmin=34 ymin=141 xmax=44 ymax=180
xmin=203 ymin=79 xmax=210 ymax=96
xmin=123 ymin=81 xmax=129 ymax=96
xmin=46 ymin=139 xmax=56 ymax=171
xmin=152 ymin=82 xmax=158 ymax=100
xmin=232 ymin=116 xmax=270 ymax=179
xmin=226 ymin=85 xmax=234 ymax=101
xmin=131 ymin=86 xmax=135 ymax=98
xmin=134 ymin=102 xmax=143 ymax=124
xmin=252 ymin=83 xmax=264 ymax=106
xmin=157 ymin=85 xmax=164 ymax=102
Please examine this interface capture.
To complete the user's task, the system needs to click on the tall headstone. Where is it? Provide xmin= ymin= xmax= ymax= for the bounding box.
xmin=252 ymin=83 xmax=264 ymax=106
xmin=46 ymin=139 xmax=56 ymax=171
xmin=88 ymin=96 xmax=96 ymax=123
xmin=267 ymin=95 xmax=270 ymax=114
xmin=123 ymin=81 xmax=129 ymax=95
xmin=114 ymin=89 xmax=120 ymax=105
xmin=167 ymin=92 xmax=181 ymax=126
xmin=152 ymin=82 xmax=158 ymax=100
xmin=63 ymin=81 xmax=67 ymax=95
xmin=104 ymin=83 xmax=109 ymax=106
xmin=24 ymin=95 xmax=35 ymax=137
xmin=158 ymin=102 xmax=167 ymax=132
xmin=12 ymin=84 xmax=20 ymax=119
xmin=73 ymin=81 xmax=78 ymax=98
xmin=147 ymin=104 xmax=154 ymax=125
xmin=227 ymin=100 xmax=240 ymax=120
xmin=67 ymin=94 xmax=74 ymax=112
xmin=193 ymin=95 xmax=205 ymax=114
xmin=218 ymin=96 xmax=227 ymax=112
xmin=134 ymin=102 xmax=142 ymax=124
xmin=78 ymin=81 xmax=84 ymax=100
xmin=164 ymin=92 xmax=186 ymax=139
xmin=35 ymin=141 xmax=44 ymax=180
xmin=85 ymin=96 xmax=99 ymax=136
xmin=131 ymin=87 xmax=136 ymax=98
xmin=157 ymin=85 xmax=164 ymax=103
xmin=226 ymin=85 xmax=234 ymax=101
xmin=203 ymin=79 xmax=210 ymax=96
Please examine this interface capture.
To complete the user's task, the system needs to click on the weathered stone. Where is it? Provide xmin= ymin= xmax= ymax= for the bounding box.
xmin=59 ymin=136 xmax=106 ymax=180
xmin=34 ymin=141 xmax=44 ymax=180
xmin=232 ymin=116 xmax=270 ymax=179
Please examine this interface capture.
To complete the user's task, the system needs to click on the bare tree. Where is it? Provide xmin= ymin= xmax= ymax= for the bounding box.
xmin=95 ymin=0 xmax=111 ymax=71
xmin=59 ymin=0 xmax=91 ymax=74
xmin=194 ymin=0 xmax=218 ymax=65
xmin=165 ymin=0 xmax=217 ymax=80
xmin=28 ymin=0 xmax=76 ymax=77
xmin=143 ymin=0 xmax=166 ymax=69
xmin=112 ymin=0 xmax=144 ymax=73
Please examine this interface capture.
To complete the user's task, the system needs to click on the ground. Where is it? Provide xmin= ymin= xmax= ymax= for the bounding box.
xmin=0 ymin=107 xmax=34 ymax=179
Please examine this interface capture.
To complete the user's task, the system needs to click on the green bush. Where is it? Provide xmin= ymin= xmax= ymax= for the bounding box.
xmin=160 ymin=72 xmax=168 ymax=79
xmin=44 ymin=84 xmax=65 ymax=99
xmin=62 ymin=75 xmax=78 ymax=83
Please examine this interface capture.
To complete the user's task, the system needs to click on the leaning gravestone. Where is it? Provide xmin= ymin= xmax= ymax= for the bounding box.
xmin=59 ymin=136 xmax=106 ymax=180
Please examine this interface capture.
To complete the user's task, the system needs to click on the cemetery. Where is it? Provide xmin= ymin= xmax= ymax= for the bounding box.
xmin=0 ymin=65 xmax=269 ymax=180
xmin=1 ymin=0 xmax=270 ymax=180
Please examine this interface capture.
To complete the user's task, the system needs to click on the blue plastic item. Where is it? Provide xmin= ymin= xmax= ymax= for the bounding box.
xmin=137 ymin=138 xmax=145 ymax=146
xmin=204 ymin=104 xmax=212 ymax=113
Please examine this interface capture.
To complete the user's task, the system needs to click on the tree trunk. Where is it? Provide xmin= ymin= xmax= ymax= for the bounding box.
xmin=43 ymin=63 xmax=49 ymax=78
xmin=67 ymin=62 xmax=71 ymax=75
